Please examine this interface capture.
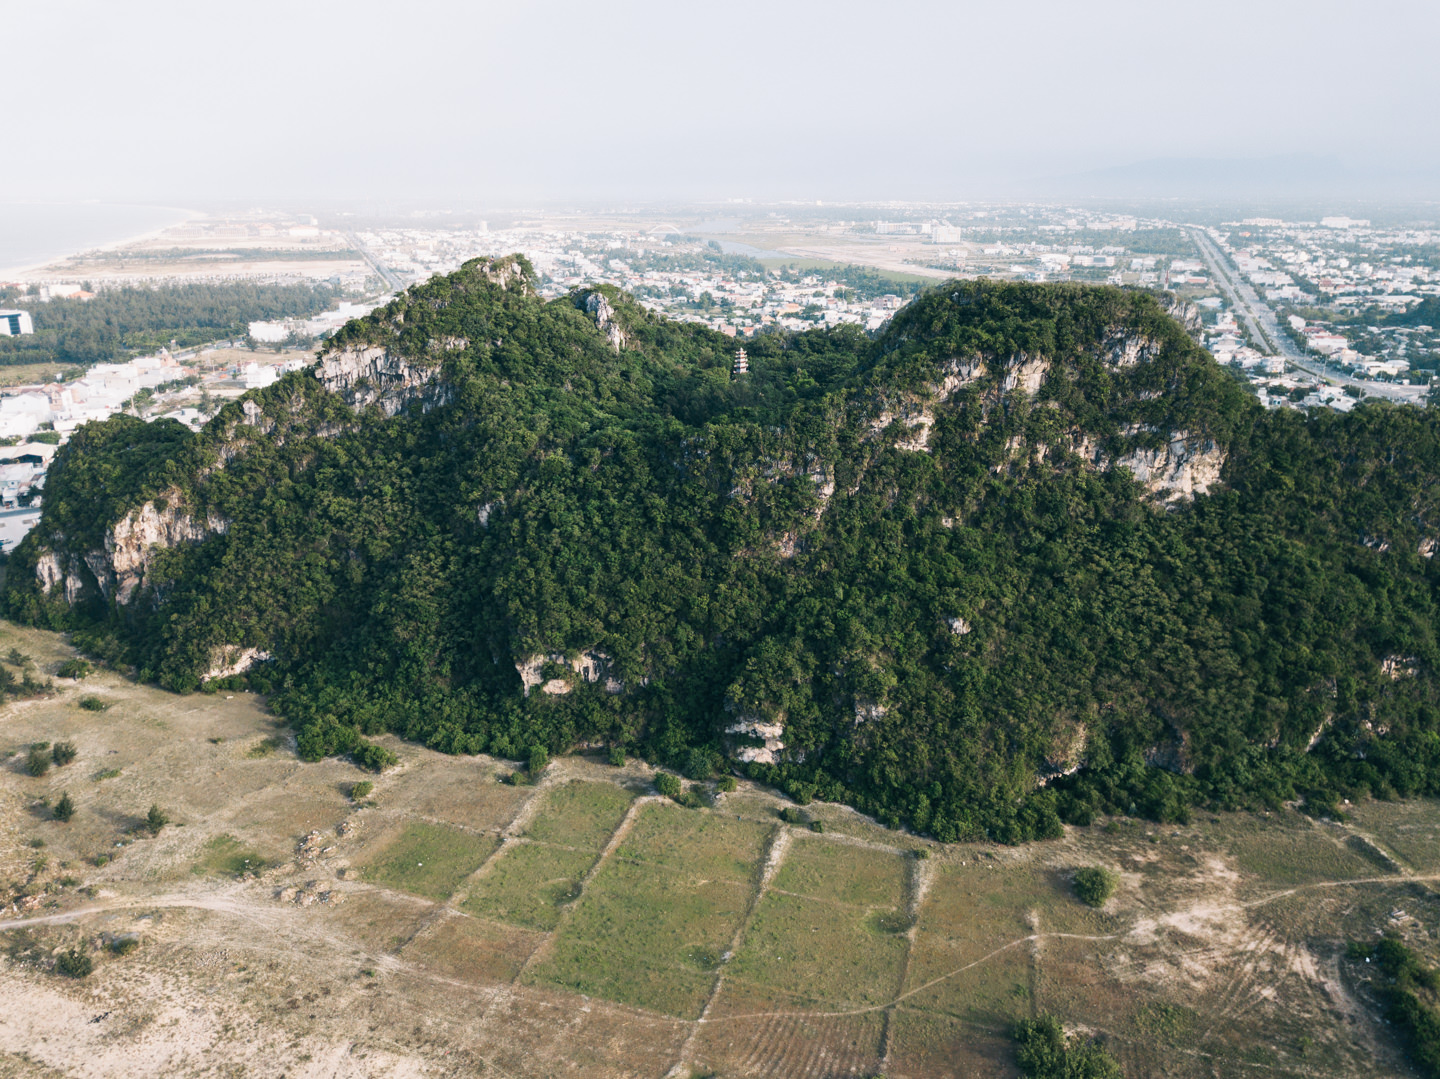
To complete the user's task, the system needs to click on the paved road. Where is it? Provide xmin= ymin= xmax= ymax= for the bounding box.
xmin=344 ymin=230 xmax=407 ymax=293
xmin=1187 ymin=226 xmax=1427 ymax=405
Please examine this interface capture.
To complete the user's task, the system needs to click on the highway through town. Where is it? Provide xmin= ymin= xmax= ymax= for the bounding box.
xmin=1186 ymin=226 xmax=1427 ymax=405
xmin=344 ymin=230 xmax=406 ymax=293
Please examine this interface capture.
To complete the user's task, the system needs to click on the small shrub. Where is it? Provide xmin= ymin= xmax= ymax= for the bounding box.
xmin=145 ymin=804 xmax=169 ymax=836
xmin=94 ymin=767 xmax=121 ymax=781
xmin=92 ymin=852 xmax=112 ymax=867
xmin=682 ymin=747 xmax=717 ymax=781
xmin=55 ymin=948 xmax=93 ymax=978
xmin=25 ymin=745 xmax=50 ymax=777
xmin=716 ymin=775 xmax=737 ymax=793
xmin=29 ymin=837 xmax=45 ymax=848
xmin=654 ymin=773 xmax=682 ymax=799
xmin=51 ymin=742 xmax=77 ymax=767
xmin=528 ymin=745 xmax=550 ymax=775
xmin=352 ymin=741 xmax=397 ymax=772
xmin=501 ymin=770 xmax=525 ymax=786
xmin=808 ymin=819 xmax=825 ymax=833
xmin=607 ymin=745 xmax=626 ymax=767
xmin=677 ymin=785 xmax=705 ymax=809
xmin=77 ymin=695 xmax=109 ymax=712
xmin=1073 ymin=866 xmax=1118 ymax=908
xmin=779 ymin=806 xmax=809 ymax=825
xmin=56 ymin=658 xmax=91 ymax=680
xmin=57 ymin=875 xmax=80 ymax=888
xmin=350 ymin=780 xmax=373 ymax=801
xmin=109 ymin=936 xmax=140 ymax=956
xmin=6 ymin=648 xmax=31 ymax=666
xmin=53 ymin=792 xmax=75 ymax=822
xmin=246 ymin=737 xmax=280 ymax=759
xmin=914 ymin=847 xmax=930 ymax=859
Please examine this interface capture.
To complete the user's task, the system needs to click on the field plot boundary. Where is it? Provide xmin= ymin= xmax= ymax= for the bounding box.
xmin=510 ymin=794 xmax=660 ymax=984
xmin=670 ymin=823 xmax=789 ymax=1073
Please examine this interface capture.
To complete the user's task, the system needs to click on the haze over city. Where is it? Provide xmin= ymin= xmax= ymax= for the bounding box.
xmin=4 ymin=0 xmax=1439 ymax=205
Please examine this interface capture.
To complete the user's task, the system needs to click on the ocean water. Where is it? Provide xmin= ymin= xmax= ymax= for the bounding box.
xmin=0 ymin=202 xmax=195 ymax=277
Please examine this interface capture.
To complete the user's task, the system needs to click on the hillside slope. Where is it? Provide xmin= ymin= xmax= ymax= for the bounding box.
xmin=7 ymin=257 xmax=1439 ymax=841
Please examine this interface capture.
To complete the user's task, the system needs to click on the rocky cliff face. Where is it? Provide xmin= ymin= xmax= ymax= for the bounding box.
xmin=36 ymin=494 xmax=228 ymax=606
xmin=314 ymin=344 xmax=451 ymax=416
xmin=1113 ymin=431 xmax=1225 ymax=501
xmin=581 ymin=291 xmax=627 ymax=351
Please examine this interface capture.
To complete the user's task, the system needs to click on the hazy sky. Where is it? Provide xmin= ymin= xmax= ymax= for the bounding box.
xmin=8 ymin=0 xmax=1438 ymax=205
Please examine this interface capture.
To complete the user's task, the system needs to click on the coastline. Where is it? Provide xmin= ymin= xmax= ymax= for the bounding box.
xmin=0 ymin=203 xmax=203 ymax=280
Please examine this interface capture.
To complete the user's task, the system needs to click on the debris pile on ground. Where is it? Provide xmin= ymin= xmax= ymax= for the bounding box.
xmin=276 ymin=880 xmax=345 ymax=906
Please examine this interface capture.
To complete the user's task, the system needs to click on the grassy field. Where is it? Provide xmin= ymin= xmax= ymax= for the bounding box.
xmin=461 ymin=840 xmax=594 ymax=931
xmin=361 ymin=820 xmax=496 ymax=901
xmin=192 ymin=834 xmax=270 ymax=879
xmin=522 ymin=780 xmax=633 ymax=850
xmin=526 ymin=805 xmax=768 ymax=1017
xmin=0 ymin=620 xmax=1436 ymax=1078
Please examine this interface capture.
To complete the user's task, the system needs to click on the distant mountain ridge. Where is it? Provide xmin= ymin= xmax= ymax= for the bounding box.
xmin=7 ymin=257 xmax=1439 ymax=841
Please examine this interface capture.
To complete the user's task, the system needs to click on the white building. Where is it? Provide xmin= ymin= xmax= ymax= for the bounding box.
xmin=0 ymin=309 xmax=34 ymax=336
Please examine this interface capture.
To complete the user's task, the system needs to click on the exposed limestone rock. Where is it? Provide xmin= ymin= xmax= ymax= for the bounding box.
xmin=39 ymin=496 xmax=229 ymax=606
xmin=478 ymin=501 xmax=496 ymax=527
xmin=868 ymin=406 xmax=935 ymax=453
xmin=1422 ymin=537 xmax=1437 ymax=559
xmin=204 ymin=645 xmax=272 ymax=682
xmin=515 ymin=649 xmax=622 ymax=697
xmin=894 ymin=412 xmax=935 ymax=452
xmin=1001 ymin=353 xmax=1047 ymax=395
xmin=582 ymin=291 xmax=626 ymax=351
xmin=314 ymin=344 xmax=450 ymax=416
xmin=727 ymin=718 xmax=786 ymax=764
xmin=947 ymin=616 xmax=971 ymax=635
xmin=933 ymin=356 xmax=987 ymax=397
xmin=34 ymin=551 xmax=84 ymax=604
xmin=1101 ymin=331 xmax=1161 ymax=369
xmin=1157 ymin=293 xmax=1203 ymax=340
xmin=853 ymin=700 xmax=887 ymax=727
xmin=102 ymin=500 xmax=230 ymax=604
xmin=1381 ymin=655 xmax=1418 ymax=679
xmin=1113 ymin=432 xmax=1224 ymax=502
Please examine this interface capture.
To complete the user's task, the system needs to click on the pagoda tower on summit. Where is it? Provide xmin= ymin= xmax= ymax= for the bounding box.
xmin=733 ymin=347 xmax=748 ymax=375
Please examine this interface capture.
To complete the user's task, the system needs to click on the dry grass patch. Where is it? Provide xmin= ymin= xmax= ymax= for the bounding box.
xmin=403 ymin=913 xmax=542 ymax=985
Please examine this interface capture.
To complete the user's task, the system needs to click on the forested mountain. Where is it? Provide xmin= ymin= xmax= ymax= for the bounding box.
xmin=6 ymin=257 xmax=1439 ymax=842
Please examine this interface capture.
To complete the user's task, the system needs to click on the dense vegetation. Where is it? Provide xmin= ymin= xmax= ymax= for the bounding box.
xmin=1349 ymin=937 xmax=1440 ymax=1076
xmin=0 ymin=282 xmax=344 ymax=366
xmin=1012 ymin=1014 xmax=1123 ymax=1078
xmin=6 ymin=258 xmax=1440 ymax=843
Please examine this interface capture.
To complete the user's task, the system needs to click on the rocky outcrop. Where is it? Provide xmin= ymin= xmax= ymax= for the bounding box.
xmin=1001 ymin=353 xmax=1047 ymax=395
xmin=314 ymin=344 xmax=450 ymax=416
xmin=1157 ymin=293 xmax=1203 ymax=341
xmin=933 ymin=356 xmax=987 ymax=398
xmin=204 ymin=645 xmax=272 ymax=681
xmin=581 ymin=291 xmax=626 ymax=351
xmin=1101 ymin=331 xmax=1161 ymax=369
xmin=1113 ymin=432 xmax=1224 ymax=502
xmin=37 ymin=495 xmax=228 ymax=606
xmin=727 ymin=717 xmax=786 ymax=764
xmin=35 ymin=551 xmax=84 ymax=605
xmin=515 ymin=649 xmax=622 ymax=697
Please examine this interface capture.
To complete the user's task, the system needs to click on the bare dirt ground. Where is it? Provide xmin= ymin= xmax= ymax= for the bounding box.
xmin=0 ymin=621 xmax=1435 ymax=1079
